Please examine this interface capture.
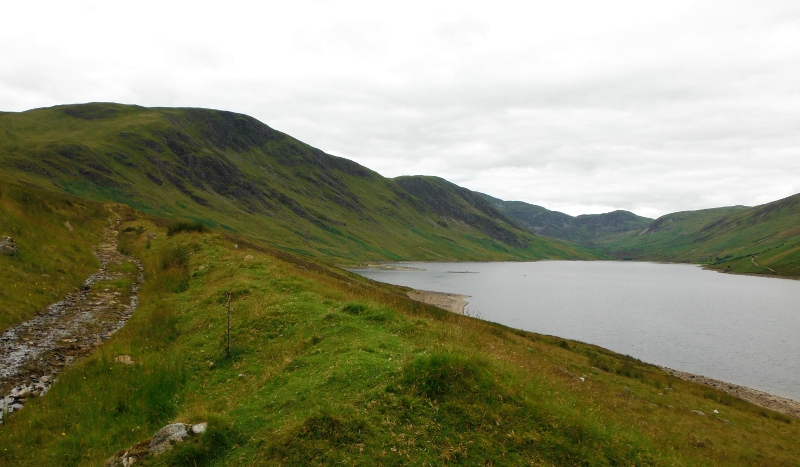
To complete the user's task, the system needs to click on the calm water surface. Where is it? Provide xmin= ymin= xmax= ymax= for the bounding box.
xmin=352 ymin=261 xmax=800 ymax=401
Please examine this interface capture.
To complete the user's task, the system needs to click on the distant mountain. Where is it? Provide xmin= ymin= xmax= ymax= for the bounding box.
xmin=480 ymin=194 xmax=652 ymax=244
xmin=0 ymin=103 xmax=597 ymax=263
xmin=482 ymin=192 xmax=800 ymax=277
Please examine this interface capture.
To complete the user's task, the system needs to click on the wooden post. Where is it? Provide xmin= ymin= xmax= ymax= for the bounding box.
xmin=225 ymin=291 xmax=232 ymax=359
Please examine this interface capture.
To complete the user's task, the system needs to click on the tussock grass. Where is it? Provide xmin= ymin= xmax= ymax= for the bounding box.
xmin=167 ymin=221 xmax=206 ymax=237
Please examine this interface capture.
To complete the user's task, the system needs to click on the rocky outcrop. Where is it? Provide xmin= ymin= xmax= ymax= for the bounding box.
xmin=106 ymin=422 xmax=208 ymax=466
xmin=0 ymin=376 xmax=51 ymax=424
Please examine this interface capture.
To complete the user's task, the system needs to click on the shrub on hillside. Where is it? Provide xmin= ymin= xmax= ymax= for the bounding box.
xmin=167 ymin=221 xmax=206 ymax=236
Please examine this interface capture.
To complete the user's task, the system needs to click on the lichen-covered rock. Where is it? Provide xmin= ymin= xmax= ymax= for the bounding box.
xmin=105 ymin=421 xmax=207 ymax=466
xmin=149 ymin=423 xmax=189 ymax=454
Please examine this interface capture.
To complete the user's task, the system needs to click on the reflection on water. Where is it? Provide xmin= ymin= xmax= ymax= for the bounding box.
xmin=352 ymin=261 xmax=800 ymax=401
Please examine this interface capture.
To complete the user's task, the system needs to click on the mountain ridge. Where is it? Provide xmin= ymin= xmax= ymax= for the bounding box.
xmin=0 ymin=102 xmax=596 ymax=263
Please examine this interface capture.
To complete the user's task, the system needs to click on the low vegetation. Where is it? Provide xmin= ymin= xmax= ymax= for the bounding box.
xmin=1 ymin=214 xmax=798 ymax=466
xmin=0 ymin=179 xmax=107 ymax=332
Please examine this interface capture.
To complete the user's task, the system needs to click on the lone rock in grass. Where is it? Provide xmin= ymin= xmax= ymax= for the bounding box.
xmin=149 ymin=423 xmax=189 ymax=454
xmin=105 ymin=422 xmax=208 ymax=466
xmin=0 ymin=236 xmax=18 ymax=256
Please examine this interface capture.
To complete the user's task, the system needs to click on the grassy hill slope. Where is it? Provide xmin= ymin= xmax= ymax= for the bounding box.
xmin=0 ymin=103 xmax=595 ymax=264
xmin=393 ymin=176 xmax=594 ymax=259
xmin=602 ymin=196 xmax=800 ymax=276
xmin=0 ymin=180 xmax=108 ymax=330
xmin=2 ymin=213 xmax=798 ymax=466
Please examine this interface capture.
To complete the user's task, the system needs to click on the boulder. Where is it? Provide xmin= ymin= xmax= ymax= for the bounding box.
xmin=114 ymin=355 xmax=134 ymax=365
xmin=106 ymin=421 xmax=207 ymax=466
xmin=148 ymin=423 xmax=189 ymax=455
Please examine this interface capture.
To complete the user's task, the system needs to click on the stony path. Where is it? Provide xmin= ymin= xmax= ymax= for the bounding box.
xmin=0 ymin=212 xmax=143 ymax=423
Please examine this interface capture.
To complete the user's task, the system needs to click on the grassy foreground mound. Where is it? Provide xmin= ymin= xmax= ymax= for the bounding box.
xmin=1 ymin=214 xmax=798 ymax=466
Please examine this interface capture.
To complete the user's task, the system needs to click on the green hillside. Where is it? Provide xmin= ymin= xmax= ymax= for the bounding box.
xmin=2 ymin=213 xmax=798 ymax=466
xmin=0 ymin=103 xmax=596 ymax=264
xmin=0 ymin=182 xmax=107 ymax=330
xmin=603 ymin=197 xmax=800 ymax=276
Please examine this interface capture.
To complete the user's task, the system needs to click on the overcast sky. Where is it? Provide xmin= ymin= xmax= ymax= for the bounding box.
xmin=2 ymin=1 xmax=800 ymax=218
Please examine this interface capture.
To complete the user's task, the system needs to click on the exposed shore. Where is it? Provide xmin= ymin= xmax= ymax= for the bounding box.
xmin=406 ymin=290 xmax=470 ymax=315
xmin=358 ymin=263 xmax=426 ymax=271
xmin=661 ymin=366 xmax=800 ymax=418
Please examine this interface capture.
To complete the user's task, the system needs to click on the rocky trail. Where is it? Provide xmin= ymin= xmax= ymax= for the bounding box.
xmin=0 ymin=212 xmax=143 ymax=424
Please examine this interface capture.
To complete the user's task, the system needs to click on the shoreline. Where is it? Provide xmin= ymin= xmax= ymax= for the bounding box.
xmin=370 ymin=264 xmax=799 ymax=417
xmin=660 ymin=367 xmax=800 ymax=418
xmin=356 ymin=263 xmax=427 ymax=271
xmin=404 ymin=288 xmax=800 ymax=418
xmin=406 ymin=289 xmax=470 ymax=315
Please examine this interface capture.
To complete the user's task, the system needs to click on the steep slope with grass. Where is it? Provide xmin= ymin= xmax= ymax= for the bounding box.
xmin=1 ymin=213 xmax=798 ymax=466
xmin=393 ymin=176 xmax=589 ymax=257
xmin=0 ymin=180 xmax=108 ymax=331
xmin=0 ymin=103 xmax=595 ymax=263
xmin=481 ymin=193 xmax=653 ymax=244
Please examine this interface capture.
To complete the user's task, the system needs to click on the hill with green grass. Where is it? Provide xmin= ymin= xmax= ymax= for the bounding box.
xmin=601 ymin=197 xmax=800 ymax=276
xmin=0 ymin=103 xmax=596 ymax=264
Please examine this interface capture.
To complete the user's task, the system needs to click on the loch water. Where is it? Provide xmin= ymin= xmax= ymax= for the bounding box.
xmin=352 ymin=261 xmax=800 ymax=401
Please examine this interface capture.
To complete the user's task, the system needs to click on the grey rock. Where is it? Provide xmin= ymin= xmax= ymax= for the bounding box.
xmin=149 ymin=423 xmax=188 ymax=455
xmin=191 ymin=422 xmax=208 ymax=434
xmin=0 ymin=237 xmax=18 ymax=256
